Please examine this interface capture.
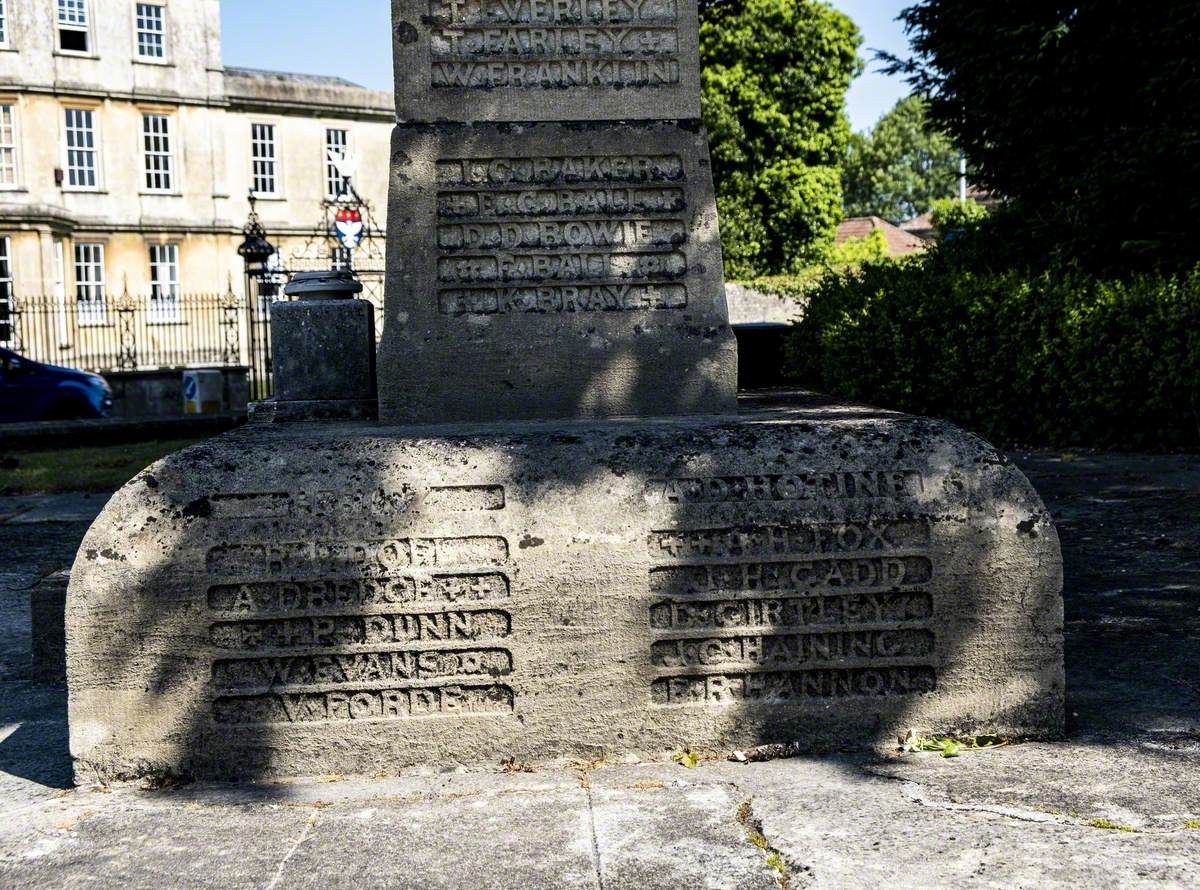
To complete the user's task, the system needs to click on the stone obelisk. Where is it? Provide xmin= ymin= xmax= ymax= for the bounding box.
xmin=377 ymin=0 xmax=738 ymax=422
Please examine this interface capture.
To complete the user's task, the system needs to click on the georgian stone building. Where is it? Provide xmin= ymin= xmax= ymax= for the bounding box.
xmin=0 ymin=0 xmax=391 ymax=333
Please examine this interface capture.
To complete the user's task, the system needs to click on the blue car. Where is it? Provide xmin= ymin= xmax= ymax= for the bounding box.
xmin=0 ymin=347 xmax=113 ymax=422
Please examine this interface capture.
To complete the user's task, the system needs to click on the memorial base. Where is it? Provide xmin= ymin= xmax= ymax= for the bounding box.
xmin=66 ymin=397 xmax=1063 ymax=783
xmin=248 ymin=398 xmax=379 ymax=423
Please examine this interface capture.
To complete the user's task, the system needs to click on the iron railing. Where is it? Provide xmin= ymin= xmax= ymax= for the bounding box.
xmin=2 ymin=288 xmax=245 ymax=372
xmin=1 ymin=284 xmax=386 ymax=387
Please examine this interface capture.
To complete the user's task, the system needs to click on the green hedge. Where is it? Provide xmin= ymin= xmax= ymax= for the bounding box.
xmin=782 ymin=257 xmax=1200 ymax=449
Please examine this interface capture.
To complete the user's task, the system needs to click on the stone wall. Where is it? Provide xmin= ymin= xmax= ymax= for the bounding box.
xmin=106 ymin=367 xmax=249 ymax=419
xmin=725 ymin=284 xmax=804 ymax=327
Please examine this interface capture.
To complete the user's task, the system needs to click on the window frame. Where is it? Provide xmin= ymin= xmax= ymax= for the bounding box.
xmin=250 ymin=121 xmax=280 ymax=198
xmin=63 ymin=106 xmax=100 ymax=190
xmin=134 ymin=2 xmax=167 ymax=63
xmin=0 ymin=0 xmax=11 ymax=51
xmin=0 ymin=235 xmax=13 ymax=348
xmin=141 ymin=111 xmax=173 ymax=192
xmin=147 ymin=241 xmax=181 ymax=322
xmin=56 ymin=0 xmax=92 ymax=56
xmin=325 ymin=127 xmax=350 ymax=200
xmin=0 ymin=103 xmax=18 ymax=188
xmin=73 ymin=241 xmax=107 ymax=326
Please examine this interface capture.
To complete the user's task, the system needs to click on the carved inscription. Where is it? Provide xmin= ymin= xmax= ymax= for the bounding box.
xmin=648 ymin=509 xmax=939 ymax=705
xmin=206 ymin=536 xmax=509 ymax=576
xmin=650 ymin=630 xmax=935 ymax=669
xmin=651 ymin=667 xmax=938 ymax=704
xmin=650 ymin=519 xmax=932 ymax=561
xmin=214 ymin=685 xmax=513 ymax=724
xmin=650 ymin=557 xmax=932 ymax=596
xmin=206 ymin=484 xmax=503 ymax=520
xmin=206 ymin=524 xmax=516 ymax=724
xmin=213 ymin=648 xmax=513 ymax=687
xmin=209 ymin=609 xmax=512 ymax=651
xmin=207 ymin=573 xmax=510 ymax=614
xmin=644 ymin=471 xmax=926 ymax=505
xmin=435 ymin=153 xmax=690 ymax=316
xmin=427 ymin=0 xmax=682 ymax=90
xmin=649 ymin=592 xmax=935 ymax=630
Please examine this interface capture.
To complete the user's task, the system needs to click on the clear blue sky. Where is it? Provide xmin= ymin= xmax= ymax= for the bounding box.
xmin=220 ymin=0 xmax=911 ymax=133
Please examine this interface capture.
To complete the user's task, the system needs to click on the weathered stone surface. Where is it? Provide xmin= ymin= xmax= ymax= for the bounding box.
xmin=270 ymin=299 xmax=377 ymax=404
xmin=392 ymin=0 xmax=702 ymax=123
xmin=724 ymin=283 xmax=804 ymax=326
xmin=66 ymin=400 xmax=1063 ymax=783
xmin=377 ymin=120 xmax=738 ymax=423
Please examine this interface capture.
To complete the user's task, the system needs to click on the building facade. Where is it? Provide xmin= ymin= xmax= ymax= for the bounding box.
xmin=0 ymin=0 xmax=392 ymax=367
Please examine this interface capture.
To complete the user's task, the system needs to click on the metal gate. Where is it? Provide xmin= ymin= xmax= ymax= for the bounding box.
xmin=243 ymin=186 xmax=385 ymax=398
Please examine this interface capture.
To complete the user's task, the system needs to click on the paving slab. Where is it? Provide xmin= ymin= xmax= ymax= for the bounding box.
xmin=0 ymin=791 xmax=320 ymax=890
xmin=865 ymin=738 xmax=1200 ymax=830
xmin=0 ymin=681 xmax=71 ymax=810
xmin=3 ymin=493 xmax=109 ymax=525
xmin=736 ymin=756 xmax=1200 ymax=890
xmin=280 ymin=785 xmax=597 ymax=890
xmin=588 ymin=777 xmax=777 ymax=890
xmin=0 ymin=574 xmax=34 ymax=681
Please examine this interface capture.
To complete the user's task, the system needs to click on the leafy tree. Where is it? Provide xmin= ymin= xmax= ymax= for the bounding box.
xmin=700 ymin=0 xmax=862 ymax=278
xmin=884 ymin=1 xmax=1200 ymax=271
xmin=929 ymin=196 xmax=986 ymax=233
xmin=841 ymin=95 xmax=960 ymax=223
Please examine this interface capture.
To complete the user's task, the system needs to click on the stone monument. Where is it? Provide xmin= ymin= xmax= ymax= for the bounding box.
xmin=64 ymin=0 xmax=1064 ymax=784
xmin=378 ymin=0 xmax=737 ymax=422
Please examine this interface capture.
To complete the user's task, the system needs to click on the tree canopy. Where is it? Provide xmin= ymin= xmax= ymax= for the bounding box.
xmin=841 ymin=95 xmax=960 ymax=224
xmin=700 ymin=0 xmax=862 ymax=278
xmin=885 ymin=1 xmax=1200 ymax=270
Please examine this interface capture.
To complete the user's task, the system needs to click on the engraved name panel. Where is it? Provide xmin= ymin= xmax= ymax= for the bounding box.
xmin=204 ymin=501 xmax=517 ymax=725
xmin=435 ymin=152 xmax=690 ymax=317
xmin=427 ymin=0 xmax=682 ymax=91
xmin=214 ymin=685 xmax=514 ymax=725
xmin=644 ymin=470 xmax=926 ymax=505
xmin=205 ymin=536 xmax=509 ymax=577
xmin=205 ymin=484 xmax=504 ymax=520
xmin=648 ymin=500 xmax=940 ymax=706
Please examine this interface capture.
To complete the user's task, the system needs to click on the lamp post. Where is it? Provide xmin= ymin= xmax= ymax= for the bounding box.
xmin=237 ymin=192 xmax=276 ymax=278
xmin=236 ymin=192 xmax=278 ymax=398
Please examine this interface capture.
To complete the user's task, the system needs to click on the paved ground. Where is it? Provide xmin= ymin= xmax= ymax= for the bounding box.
xmin=0 ymin=453 xmax=1198 ymax=888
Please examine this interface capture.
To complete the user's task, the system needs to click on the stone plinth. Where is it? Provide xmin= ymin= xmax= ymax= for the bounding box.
xmin=392 ymin=0 xmax=702 ymax=123
xmin=66 ymin=398 xmax=1063 ymax=783
xmin=377 ymin=121 xmax=738 ymax=423
xmin=271 ymin=299 xmax=376 ymax=403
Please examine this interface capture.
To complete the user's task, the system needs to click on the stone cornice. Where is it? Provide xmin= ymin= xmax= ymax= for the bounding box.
xmin=1 ymin=81 xmax=396 ymax=121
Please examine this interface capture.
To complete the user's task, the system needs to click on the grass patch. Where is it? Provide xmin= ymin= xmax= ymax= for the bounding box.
xmin=1087 ymin=818 xmax=1138 ymax=832
xmin=735 ymin=799 xmax=790 ymax=889
xmin=0 ymin=438 xmax=203 ymax=495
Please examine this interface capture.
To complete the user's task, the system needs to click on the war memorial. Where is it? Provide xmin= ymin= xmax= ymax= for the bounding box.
xmin=63 ymin=0 xmax=1064 ymax=783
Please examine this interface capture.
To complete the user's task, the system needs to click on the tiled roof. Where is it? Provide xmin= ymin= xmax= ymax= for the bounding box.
xmin=900 ymin=212 xmax=934 ymax=233
xmin=224 ymin=67 xmax=363 ymax=88
xmin=836 ymin=216 xmax=929 ymax=256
